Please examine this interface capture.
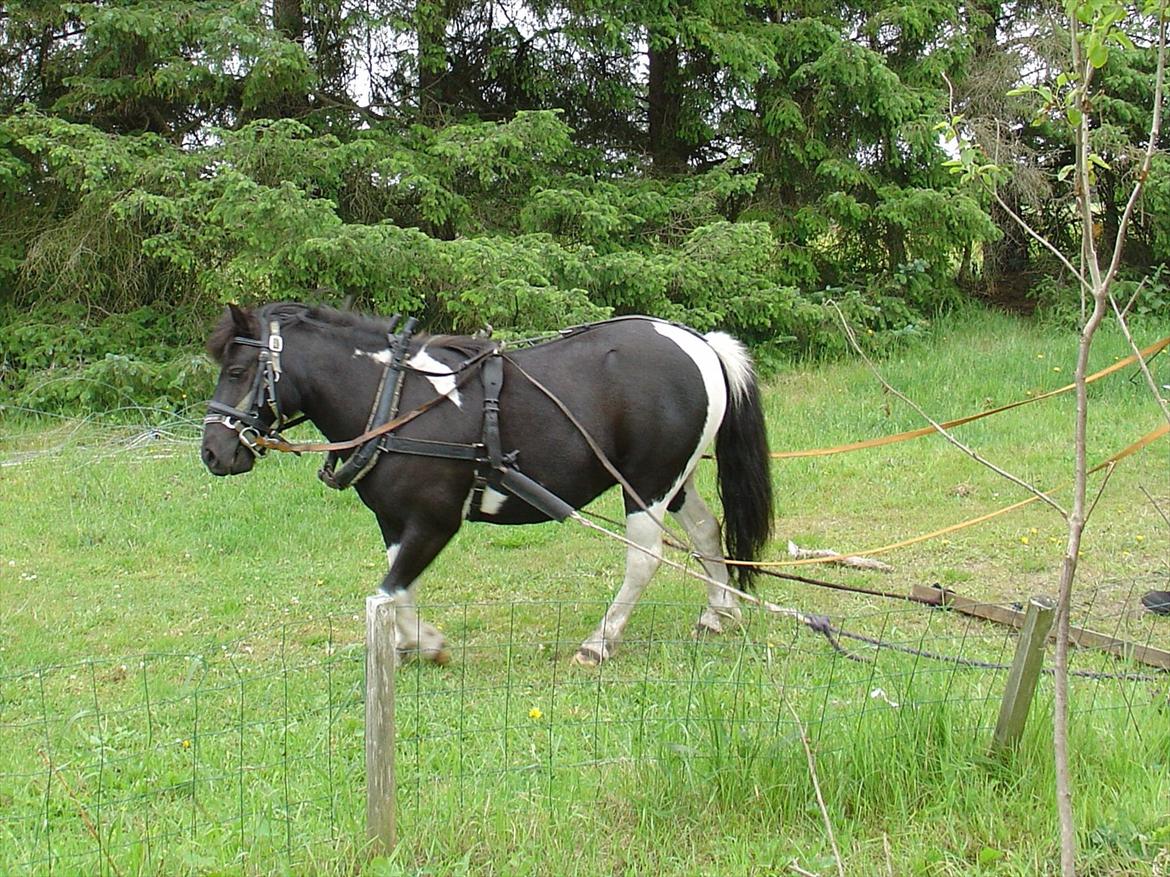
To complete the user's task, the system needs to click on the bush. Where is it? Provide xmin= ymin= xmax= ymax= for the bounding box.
xmin=0 ymin=303 xmax=216 ymax=416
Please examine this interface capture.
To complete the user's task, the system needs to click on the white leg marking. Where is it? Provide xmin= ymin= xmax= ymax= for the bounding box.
xmin=381 ymin=544 xmax=447 ymax=661
xmin=576 ymin=509 xmax=664 ymax=665
xmin=389 ymin=584 xmax=446 ymax=658
xmin=672 ymin=477 xmax=741 ymax=634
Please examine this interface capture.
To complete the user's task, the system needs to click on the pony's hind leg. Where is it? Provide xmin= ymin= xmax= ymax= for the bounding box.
xmin=671 ymin=477 xmax=742 ymax=635
xmin=573 ymin=507 xmax=665 ymax=667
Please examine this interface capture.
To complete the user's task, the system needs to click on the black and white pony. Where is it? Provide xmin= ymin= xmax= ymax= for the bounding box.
xmin=200 ymin=303 xmax=773 ymax=666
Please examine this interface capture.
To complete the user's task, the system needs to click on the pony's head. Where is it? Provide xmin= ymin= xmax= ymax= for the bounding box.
xmin=201 ymin=304 xmax=296 ymax=475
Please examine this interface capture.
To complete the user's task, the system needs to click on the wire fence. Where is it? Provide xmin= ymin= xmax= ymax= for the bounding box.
xmin=2 ymin=591 xmax=1166 ymax=875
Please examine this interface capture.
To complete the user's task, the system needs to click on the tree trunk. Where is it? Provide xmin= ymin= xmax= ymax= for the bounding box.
xmin=648 ymin=34 xmax=686 ymax=173
xmin=273 ymin=0 xmax=305 ymax=43
xmin=417 ymin=0 xmax=449 ymax=124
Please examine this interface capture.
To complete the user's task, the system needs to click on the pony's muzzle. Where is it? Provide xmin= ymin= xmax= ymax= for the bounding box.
xmin=200 ymin=435 xmax=255 ymax=475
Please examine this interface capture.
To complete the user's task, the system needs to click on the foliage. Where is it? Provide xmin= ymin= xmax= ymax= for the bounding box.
xmin=0 ymin=302 xmax=215 ymax=414
xmin=1 ymin=0 xmax=1165 ymax=413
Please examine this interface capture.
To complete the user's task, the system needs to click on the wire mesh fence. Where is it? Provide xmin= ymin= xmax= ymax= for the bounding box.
xmin=2 ymin=592 xmax=1167 ymax=875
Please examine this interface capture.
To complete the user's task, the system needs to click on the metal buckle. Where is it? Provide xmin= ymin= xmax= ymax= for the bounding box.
xmin=238 ymin=426 xmax=265 ymax=457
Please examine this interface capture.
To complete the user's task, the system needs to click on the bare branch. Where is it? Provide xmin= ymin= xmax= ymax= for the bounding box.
xmin=1104 ymin=12 xmax=1169 ymax=288
xmin=786 ymin=701 xmax=846 ymax=877
xmin=788 ymin=541 xmax=895 ymax=572
xmin=990 ymin=188 xmax=1091 ymax=293
xmin=1084 ymin=462 xmax=1117 ymax=523
xmin=1139 ymin=485 xmax=1170 ymax=530
xmin=832 ymin=303 xmax=1068 ymax=518
xmin=1108 ymin=294 xmax=1170 ymax=425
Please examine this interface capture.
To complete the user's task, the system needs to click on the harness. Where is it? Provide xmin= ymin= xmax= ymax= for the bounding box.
xmin=207 ymin=314 xmax=573 ymax=521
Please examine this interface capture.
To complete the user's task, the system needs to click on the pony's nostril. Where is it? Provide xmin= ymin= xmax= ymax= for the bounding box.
xmin=201 ymin=446 xmax=217 ymax=468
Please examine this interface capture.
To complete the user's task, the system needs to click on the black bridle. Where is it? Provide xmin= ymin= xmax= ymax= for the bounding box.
xmin=203 ymin=319 xmax=305 ymax=457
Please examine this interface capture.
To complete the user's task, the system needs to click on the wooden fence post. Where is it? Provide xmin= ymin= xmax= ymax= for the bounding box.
xmin=366 ymin=593 xmax=398 ymax=856
xmin=991 ymin=595 xmax=1056 ymax=754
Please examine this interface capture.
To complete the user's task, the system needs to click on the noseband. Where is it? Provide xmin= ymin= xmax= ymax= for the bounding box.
xmin=203 ymin=320 xmax=303 ymax=457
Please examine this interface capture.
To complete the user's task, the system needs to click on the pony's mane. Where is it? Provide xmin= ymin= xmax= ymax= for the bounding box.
xmin=207 ymin=301 xmax=493 ymax=362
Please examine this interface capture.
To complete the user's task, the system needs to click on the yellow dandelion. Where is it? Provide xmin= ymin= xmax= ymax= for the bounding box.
xmin=1053 ymin=367 xmax=1062 ymax=373
xmin=1036 ymin=353 xmax=1045 ymax=359
xmin=1135 ymin=535 xmax=1145 ymax=542
xmin=1020 ymin=536 xmax=1030 ymax=545
xmin=528 ymin=707 xmax=543 ymax=720
xmin=181 ymin=739 xmax=192 ymax=749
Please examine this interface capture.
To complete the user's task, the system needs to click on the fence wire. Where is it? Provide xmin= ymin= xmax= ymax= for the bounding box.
xmin=1 ymin=593 xmax=1166 ymax=875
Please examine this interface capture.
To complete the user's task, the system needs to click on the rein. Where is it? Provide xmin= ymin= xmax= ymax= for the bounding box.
xmin=253 ymin=348 xmax=497 ymax=455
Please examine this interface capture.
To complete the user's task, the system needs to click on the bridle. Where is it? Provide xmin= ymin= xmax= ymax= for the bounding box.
xmin=202 ymin=319 xmax=305 ymax=457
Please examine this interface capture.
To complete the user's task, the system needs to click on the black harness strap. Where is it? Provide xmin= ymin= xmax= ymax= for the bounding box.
xmin=481 ymin=353 xmax=505 ymax=469
xmin=319 ymin=316 xmax=416 ymax=490
xmin=474 ymin=352 xmax=573 ymax=522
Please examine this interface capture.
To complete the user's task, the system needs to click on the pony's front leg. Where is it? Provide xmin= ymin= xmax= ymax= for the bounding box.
xmin=384 ymin=579 xmax=449 ymax=664
xmin=574 ymin=510 xmax=664 ymax=667
xmin=379 ymin=527 xmax=455 ymax=665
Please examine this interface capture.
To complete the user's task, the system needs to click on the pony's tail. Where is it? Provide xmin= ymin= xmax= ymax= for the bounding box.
xmin=706 ymin=332 xmax=774 ymax=589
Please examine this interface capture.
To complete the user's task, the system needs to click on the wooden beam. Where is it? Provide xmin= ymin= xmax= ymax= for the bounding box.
xmin=366 ymin=594 xmax=398 ymax=857
xmin=991 ymin=597 xmax=1056 ymax=753
xmin=910 ymin=584 xmax=1170 ymax=672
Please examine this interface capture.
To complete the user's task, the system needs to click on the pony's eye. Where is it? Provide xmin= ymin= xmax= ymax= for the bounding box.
xmin=227 ymin=366 xmax=246 ymax=380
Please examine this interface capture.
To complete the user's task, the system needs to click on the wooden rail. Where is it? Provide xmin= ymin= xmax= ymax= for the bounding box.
xmin=910 ymin=584 xmax=1170 ymax=672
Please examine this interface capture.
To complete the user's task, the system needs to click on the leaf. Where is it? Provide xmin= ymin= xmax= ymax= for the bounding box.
xmin=1088 ymin=41 xmax=1109 ymax=69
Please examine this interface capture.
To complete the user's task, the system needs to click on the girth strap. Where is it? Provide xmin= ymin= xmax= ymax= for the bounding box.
xmin=481 ymin=353 xmax=505 ymax=469
xmin=472 ymin=353 xmax=573 ymax=522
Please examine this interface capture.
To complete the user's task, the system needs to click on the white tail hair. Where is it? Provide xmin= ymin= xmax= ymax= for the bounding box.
xmin=704 ymin=331 xmax=754 ymax=403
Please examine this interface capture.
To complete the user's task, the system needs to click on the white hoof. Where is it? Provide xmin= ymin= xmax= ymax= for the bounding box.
xmin=695 ymin=607 xmax=743 ymax=637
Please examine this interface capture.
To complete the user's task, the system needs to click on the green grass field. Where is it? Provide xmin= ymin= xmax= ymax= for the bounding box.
xmin=2 ymin=308 xmax=1168 ymax=875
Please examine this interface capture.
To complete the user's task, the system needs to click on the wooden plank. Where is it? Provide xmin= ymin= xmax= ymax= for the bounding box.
xmin=910 ymin=584 xmax=1170 ymax=671
xmin=991 ymin=597 xmax=1057 ymax=753
xmin=365 ymin=594 xmax=398 ymax=857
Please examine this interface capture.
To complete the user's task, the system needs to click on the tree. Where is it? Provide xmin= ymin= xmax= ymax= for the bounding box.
xmin=943 ymin=1 xmax=1168 ymax=871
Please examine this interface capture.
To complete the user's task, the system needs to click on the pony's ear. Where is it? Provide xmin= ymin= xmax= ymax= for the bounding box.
xmin=228 ymin=303 xmax=256 ymax=337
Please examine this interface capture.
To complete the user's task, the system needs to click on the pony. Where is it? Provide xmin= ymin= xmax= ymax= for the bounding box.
xmin=200 ymin=303 xmax=773 ymax=666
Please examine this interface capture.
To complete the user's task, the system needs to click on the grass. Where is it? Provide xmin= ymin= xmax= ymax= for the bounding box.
xmin=1 ymin=306 xmax=1168 ymax=876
